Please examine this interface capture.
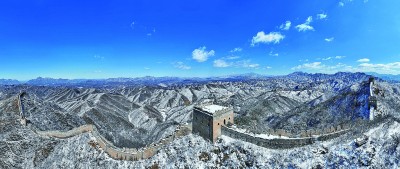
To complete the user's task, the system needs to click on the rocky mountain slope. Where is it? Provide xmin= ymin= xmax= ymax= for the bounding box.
xmin=0 ymin=72 xmax=399 ymax=168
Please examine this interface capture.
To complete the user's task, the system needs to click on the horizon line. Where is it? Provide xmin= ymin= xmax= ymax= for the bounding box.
xmin=0 ymin=71 xmax=390 ymax=82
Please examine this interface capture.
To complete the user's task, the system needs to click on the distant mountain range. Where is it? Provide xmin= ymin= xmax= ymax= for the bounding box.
xmin=0 ymin=72 xmax=398 ymax=86
xmin=0 ymin=79 xmax=20 ymax=85
xmin=365 ymin=72 xmax=400 ymax=82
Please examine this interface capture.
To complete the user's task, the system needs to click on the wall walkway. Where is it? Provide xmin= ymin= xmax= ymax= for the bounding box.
xmin=221 ymin=125 xmax=350 ymax=149
xmin=16 ymin=92 xmax=192 ymax=161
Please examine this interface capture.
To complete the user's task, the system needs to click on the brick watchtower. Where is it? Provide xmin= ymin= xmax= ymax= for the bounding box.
xmin=192 ymin=104 xmax=234 ymax=143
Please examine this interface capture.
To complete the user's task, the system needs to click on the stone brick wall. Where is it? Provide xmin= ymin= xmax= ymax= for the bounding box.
xmin=221 ymin=125 xmax=351 ymax=149
xmin=35 ymin=123 xmax=192 ymax=161
xmin=193 ymin=106 xmax=234 ymax=143
xmin=212 ymin=110 xmax=234 ymax=142
xmin=192 ymin=108 xmax=213 ymax=142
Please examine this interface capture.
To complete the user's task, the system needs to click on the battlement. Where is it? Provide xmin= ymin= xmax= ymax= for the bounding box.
xmin=194 ymin=104 xmax=233 ymax=117
xmin=193 ymin=104 xmax=234 ymax=143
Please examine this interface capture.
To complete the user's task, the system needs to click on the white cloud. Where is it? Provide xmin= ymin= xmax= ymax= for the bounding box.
xmin=295 ymin=16 xmax=314 ymax=32
xmin=320 ymin=56 xmax=345 ymax=61
xmin=339 ymin=0 xmax=359 ymax=7
xmin=279 ymin=21 xmax=291 ymax=30
xmin=359 ymin=62 xmax=400 ymax=70
xmin=235 ymin=60 xmax=260 ymax=68
xmin=230 ymin=47 xmax=242 ymax=53
xmin=299 ymin=59 xmax=309 ymax=62
xmin=292 ymin=59 xmax=400 ymax=75
xmin=322 ymin=57 xmax=332 ymax=61
xmin=325 ymin=37 xmax=334 ymax=42
xmin=265 ymin=66 xmax=272 ymax=69
xmin=144 ymin=67 xmax=150 ymax=70
xmin=357 ymin=58 xmax=370 ymax=63
xmin=213 ymin=59 xmax=259 ymax=69
xmin=130 ymin=21 xmax=135 ymax=29
xmin=292 ymin=62 xmax=356 ymax=73
xmin=317 ymin=13 xmax=328 ymax=20
xmin=192 ymin=46 xmax=215 ymax=62
xmin=269 ymin=51 xmax=279 ymax=56
xmin=173 ymin=62 xmax=191 ymax=70
xmin=251 ymin=31 xmax=285 ymax=46
xmin=226 ymin=56 xmax=240 ymax=60
xmin=357 ymin=62 xmax=400 ymax=74
xmin=213 ymin=59 xmax=230 ymax=68
xmin=292 ymin=62 xmax=324 ymax=70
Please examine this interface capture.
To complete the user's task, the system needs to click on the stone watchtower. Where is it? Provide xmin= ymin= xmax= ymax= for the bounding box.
xmin=192 ymin=104 xmax=234 ymax=143
xmin=368 ymin=77 xmax=378 ymax=110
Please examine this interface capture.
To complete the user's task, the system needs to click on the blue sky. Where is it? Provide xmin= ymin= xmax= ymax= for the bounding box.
xmin=0 ymin=0 xmax=399 ymax=80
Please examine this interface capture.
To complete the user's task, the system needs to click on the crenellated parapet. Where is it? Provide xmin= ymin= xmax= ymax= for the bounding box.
xmin=221 ymin=125 xmax=351 ymax=149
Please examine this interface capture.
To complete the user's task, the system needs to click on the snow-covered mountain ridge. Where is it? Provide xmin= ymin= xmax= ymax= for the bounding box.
xmin=0 ymin=72 xmax=399 ymax=168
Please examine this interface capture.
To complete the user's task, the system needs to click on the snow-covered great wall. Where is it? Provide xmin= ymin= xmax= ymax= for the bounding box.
xmin=217 ymin=78 xmax=387 ymax=149
xmin=16 ymin=92 xmax=191 ymax=161
xmin=221 ymin=125 xmax=351 ymax=149
xmin=13 ymin=77 xmax=395 ymax=161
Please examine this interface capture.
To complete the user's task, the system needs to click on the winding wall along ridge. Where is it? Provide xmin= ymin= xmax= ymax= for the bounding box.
xmin=16 ymin=92 xmax=191 ymax=161
xmin=15 ymin=78 xmax=382 ymax=159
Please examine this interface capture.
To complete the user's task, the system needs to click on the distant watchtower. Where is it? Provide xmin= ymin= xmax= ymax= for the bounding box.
xmin=368 ymin=77 xmax=378 ymax=110
xmin=192 ymin=104 xmax=234 ymax=143
xmin=369 ymin=96 xmax=378 ymax=110
xmin=369 ymin=77 xmax=375 ymax=83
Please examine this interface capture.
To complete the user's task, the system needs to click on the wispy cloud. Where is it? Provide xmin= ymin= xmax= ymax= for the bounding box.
xmin=359 ymin=62 xmax=400 ymax=72
xmin=322 ymin=57 xmax=333 ymax=61
xmin=130 ymin=21 xmax=135 ymax=29
xmin=292 ymin=62 xmax=324 ymax=70
xmin=213 ymin=59 xmax=230 ymax=68
xmin=279 ymin=21 xmax=291 ymax=30
xmin=325 ymin=37 xmax=334 ymax=42
xmin=295 ymin=16 xmax=314 ymax=32
xmin=237 ymin=60 xmax=260 ymax=68
xmin=213 ymin=58 xmax=259 ymax=69
xmin=317 ymin=13 xmax=328 ymax=20
xmin=357 ymin=58 xmax=370 ymax=63
xmin=299 ymin=59 xmax=309 ymax=62
xmin=251 ymin=31 xmax=285 ymax=46
xmin=192 ymin=46 xmax=215 ymax=62
xmin=230 ymin=47 xmax=242 ymax=53
xmin=292 ymin=58 xmax=400 ymax=75
xmin=292 ymin=62 xmax=355 ymax=73
xmin=317 ymin=56 xmax=345 ymax=61
xmin=339 ymin=0 xmax=361 ymax=7
xmin=173 ymin=62 xmax=191 ymax=70
xmin=358 ymin=62 xmax=400 ymax=74
xmin=94 ymin=55 xmax=105 ymax=60
xmin=269 ymin=51 xmax=279 ymax=56
xmin=226 ymin=56 xmax=240 ymax=60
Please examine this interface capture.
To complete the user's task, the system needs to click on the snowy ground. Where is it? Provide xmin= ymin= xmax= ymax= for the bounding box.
xmin=15 ymin=119 xmax=397 ymax=169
